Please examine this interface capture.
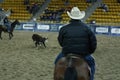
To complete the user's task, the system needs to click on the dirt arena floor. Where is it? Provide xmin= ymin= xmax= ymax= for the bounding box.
xmin=0 ymin=30 xmax=120 ymax=80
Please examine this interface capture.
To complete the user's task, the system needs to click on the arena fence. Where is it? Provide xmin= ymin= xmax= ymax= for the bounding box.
xmin=15 ymin=22 xmax=120 ymax=36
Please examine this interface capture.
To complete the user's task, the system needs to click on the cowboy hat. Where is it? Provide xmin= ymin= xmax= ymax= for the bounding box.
xmin=67 ymin=7 xmax=85 ymax=20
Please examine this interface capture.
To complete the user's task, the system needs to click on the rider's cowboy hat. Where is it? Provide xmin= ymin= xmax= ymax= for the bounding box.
xmin=67 ymin=7 xmax=85 ymax=20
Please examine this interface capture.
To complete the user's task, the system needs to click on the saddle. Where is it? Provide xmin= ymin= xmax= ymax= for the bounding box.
xmin=66 ymin=53 xmax=91 ymax=74
xmin=66 ymin=53 xmax=83 ymax=59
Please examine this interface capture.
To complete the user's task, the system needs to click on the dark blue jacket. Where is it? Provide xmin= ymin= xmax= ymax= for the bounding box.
xmin=58 ymin=19 xmax=97 ymax=56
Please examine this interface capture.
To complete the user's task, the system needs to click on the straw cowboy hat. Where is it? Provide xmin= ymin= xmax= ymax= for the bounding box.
xmin=67 ymin=7 xmax=85 ymax=20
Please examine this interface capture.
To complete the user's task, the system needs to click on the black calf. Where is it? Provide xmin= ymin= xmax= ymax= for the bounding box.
xmin=32 ymin=34 xmax=48 ymax=48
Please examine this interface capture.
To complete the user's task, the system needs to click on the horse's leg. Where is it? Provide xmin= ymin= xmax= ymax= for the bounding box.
xmin=9 ymin=32 xmax=14 ymax=39
xmin=11 ymin=32 xmax=13 ymax=37
xmin=9 ymin=32 xmax=12 ymax=40
xmin=77 ymin=61 xmax=90 ymax=80
xmin=0 ymin=31 xmax=2 ymax=40
xmin=54 ymin=65 xmax=65 ymax=80
xmin=54 ymin=58 xmax=67 ymax=80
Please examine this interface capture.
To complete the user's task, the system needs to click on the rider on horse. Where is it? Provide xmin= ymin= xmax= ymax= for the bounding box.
xmin=3 ymin=16 xmax=11 ymax=32
xmin=55 ymin=7 xmax=97 ymax=80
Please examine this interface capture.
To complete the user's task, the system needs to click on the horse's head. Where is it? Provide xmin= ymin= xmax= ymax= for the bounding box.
xmin=14 ymin=19 xmax=20 ymax=25
xmin=10 ymin=19 xmax=20 ymax=32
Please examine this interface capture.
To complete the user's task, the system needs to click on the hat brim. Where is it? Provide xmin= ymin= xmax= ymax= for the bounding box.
xmin=67 ymin=11 xmax=85 ymax=20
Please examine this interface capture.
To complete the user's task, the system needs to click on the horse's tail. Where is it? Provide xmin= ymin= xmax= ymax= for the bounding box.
xmin=64 ymin=67 xmax=77 ymax=80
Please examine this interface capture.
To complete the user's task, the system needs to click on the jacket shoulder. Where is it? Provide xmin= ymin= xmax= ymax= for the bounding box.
xmin=59 ymin=23 xmax=69 ymax=30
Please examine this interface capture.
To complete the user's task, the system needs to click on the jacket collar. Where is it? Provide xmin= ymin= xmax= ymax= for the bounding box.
xmin=69 ymin=19 xmax=82 ymax=23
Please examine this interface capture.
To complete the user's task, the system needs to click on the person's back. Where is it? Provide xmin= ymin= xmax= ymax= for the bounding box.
xmin=58 ymin=19 xmax=96 ymax=56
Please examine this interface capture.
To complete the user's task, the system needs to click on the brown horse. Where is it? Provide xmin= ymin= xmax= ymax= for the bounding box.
xmin=54 ymin=54 xmax=90 ymax=80
xmin=0 ymin=19 xmax=20 ymax=40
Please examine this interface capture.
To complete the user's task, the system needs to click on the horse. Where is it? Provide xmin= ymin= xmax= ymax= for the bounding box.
xmin=54 ymin=54 xmax=90 ymax=80
xmin=32 ymin=34 xmax=48 ymax=48
xmin=0 ymin=19 xmax=20 ymax=40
